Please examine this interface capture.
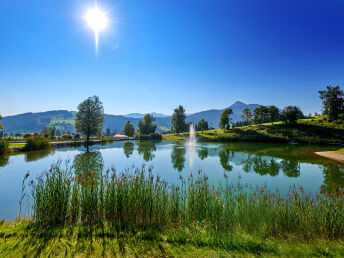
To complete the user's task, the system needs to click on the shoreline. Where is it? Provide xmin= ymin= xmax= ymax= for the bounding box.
xmin=315 ymin=151 xmax=344 ymax=163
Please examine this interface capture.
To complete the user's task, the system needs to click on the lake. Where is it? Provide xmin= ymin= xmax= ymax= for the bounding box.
xmin=0 ymin=140 xmax=343 ymax=221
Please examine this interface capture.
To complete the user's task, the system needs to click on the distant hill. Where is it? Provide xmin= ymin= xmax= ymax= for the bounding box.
xmin=124 ymin=112 xmax=169 ymax=118
xmin=186 ymin=101 xmax=260 ymax=128
xmin=1 ymin=101 xmax=263 ymax=134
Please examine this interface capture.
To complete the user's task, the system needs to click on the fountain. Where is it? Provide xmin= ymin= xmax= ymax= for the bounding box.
xmin=187 ymin=123 xmax=197 ymax=168
xmin=188 ymin=123 xmax=197 ymax=145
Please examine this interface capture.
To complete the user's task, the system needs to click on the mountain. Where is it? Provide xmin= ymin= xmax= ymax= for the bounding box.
xmin=1 ymin=101 xmax=262 ymax=134
xmin=124 ymin=112 xmax=169 ymax=118
xmin=186 ymin=101 xmax=259 ymax=128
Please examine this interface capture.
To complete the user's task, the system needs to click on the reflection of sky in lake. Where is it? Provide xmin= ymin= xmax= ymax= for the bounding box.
xmin=0 ymin=141 xmax=343 ymax=221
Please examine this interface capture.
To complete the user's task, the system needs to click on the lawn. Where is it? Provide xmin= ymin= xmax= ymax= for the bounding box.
xmin=1 ymin=219 xmax=343 ymax=257
xmin=163 ymin=118 xmax=344 ymax=144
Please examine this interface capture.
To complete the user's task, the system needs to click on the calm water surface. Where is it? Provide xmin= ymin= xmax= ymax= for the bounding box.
xmin=0 ymin=140 xmax=343 ymax=220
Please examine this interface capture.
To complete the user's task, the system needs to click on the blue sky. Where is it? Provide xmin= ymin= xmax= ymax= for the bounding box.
xmin=1 ymin=0 xmax=344 ymax=116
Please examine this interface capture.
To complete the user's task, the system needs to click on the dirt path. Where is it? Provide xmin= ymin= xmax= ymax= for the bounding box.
xmin=315 ymin=151 xmax=344 ymax=163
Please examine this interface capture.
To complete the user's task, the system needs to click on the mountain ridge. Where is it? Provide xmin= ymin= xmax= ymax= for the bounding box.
xmin=1 ymin=102 xmax=262 ymax=134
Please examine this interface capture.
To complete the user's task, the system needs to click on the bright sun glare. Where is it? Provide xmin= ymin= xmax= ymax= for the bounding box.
xmin=85 ymin=6 xmax=109 ymax=53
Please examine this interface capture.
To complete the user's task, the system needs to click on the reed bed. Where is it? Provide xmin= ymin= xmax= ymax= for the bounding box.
xmin=27 ymin=162 xmax=344 ymax=240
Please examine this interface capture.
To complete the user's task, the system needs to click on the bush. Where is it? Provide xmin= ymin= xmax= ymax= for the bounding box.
xmin=62 ymin=134 xmax=72 ymax=140
xmin=23 ymin=137 xmax=50 ymax=151
xmin=0 ymin=141 xmax=10 ymax=155
xmin=140 ymin=133 xmax=162 ymax=140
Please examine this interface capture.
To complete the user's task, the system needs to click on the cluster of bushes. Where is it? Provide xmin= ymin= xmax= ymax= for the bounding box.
xmin=0 ymin=140 xmax=10 ymax=155
xmin=139 ymin=133 xmax=162 ymax=140
xmin=23 ymin=137 xmax=50 ymax=151
xmin=27 ymin=164 xmax=344 ymax=241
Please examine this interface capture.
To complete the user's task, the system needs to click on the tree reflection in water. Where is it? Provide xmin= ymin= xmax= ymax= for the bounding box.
xmin=25 ymin=149 xmax=54 ymax=162
xmin=73 ymin=151 xmax=104 ymax=175
xmin=320 ymin=163 xmax=344 ymax=195
xmin=198 ymin=147 xmax=208 ymax=160
xmin=280 ymin=160 xmax=300 ymax=177
xmin=0 ymin=155 xmax=9 ymax=168
xmin=171 ymin=144 xmax=186 ymax=172
xmin=218 ymin=148 xmax=233 ymax=172
xmin=123 ymin=142 xmax=134 ymax=158
xmin=136 ymin=140 xmax=159 ymax=162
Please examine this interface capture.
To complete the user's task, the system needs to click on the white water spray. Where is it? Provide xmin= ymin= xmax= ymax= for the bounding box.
xmin=188 ymin=123 xmax=197 ymax=145
xmin=187 ymin=123 xmax=197 ymax=168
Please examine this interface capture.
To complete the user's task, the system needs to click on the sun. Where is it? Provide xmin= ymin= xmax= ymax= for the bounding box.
xmin=85 ymin=6 xmax=109 ymax=53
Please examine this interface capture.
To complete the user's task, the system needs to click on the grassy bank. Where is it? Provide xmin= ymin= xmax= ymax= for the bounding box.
xmin=164 ymin=118 xmax=344 ymax=144
xmin=1 ymin=219 xmax=344 ymax=257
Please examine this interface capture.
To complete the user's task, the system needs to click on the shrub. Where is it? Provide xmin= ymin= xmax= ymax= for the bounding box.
xmin=0 ymin=140 xmax=10 ymax=155
xmin=62 ymin=134 xmax=72 ymax=140
xmin=23 ymin=137 xmax=50 ymax=151
xmin=140 ymin=133 xmax=162 ymax=140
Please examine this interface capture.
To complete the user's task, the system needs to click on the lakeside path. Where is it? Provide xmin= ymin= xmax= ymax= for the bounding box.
xmin=315 ymin=151 xmax=344 ymax=163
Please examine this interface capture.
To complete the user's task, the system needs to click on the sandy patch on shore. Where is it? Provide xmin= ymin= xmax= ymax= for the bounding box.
xmin=315 ymin=151 xmax=344 ymax=163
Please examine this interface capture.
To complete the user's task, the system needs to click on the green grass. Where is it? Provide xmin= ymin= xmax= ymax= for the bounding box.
xmin=26 ymin=163 xmax=344 ymax=240
xmin=2 ymin=162 xmax=344 ymax=256
xmin=8 ymin=143 xmax=25 ymax=150
xmin=1 ymin=219 xmax=344 ymax=257
xmin=336 ymin=148 xmax=344 ymax=155
xmin=164 ymin=118 xmax=344 ymax=144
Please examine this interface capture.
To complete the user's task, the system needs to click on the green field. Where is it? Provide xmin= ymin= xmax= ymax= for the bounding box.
xmin=164 ymin=118 xmax=344 ymax=144
xmin=1 ymin=219 xmax=343 ymax=257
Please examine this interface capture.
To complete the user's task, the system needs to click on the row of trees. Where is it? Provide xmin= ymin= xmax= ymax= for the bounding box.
xmin=23 ymin=84 xmax=343 ymax=142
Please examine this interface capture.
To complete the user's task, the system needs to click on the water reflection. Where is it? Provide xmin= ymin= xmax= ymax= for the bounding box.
xmin=0 ymin=155 xmax=9 ymax=168
xmin=73 ymin=151 xmax=104 ymax=175
xmin=123 ymin=142 xmax=134 ymax=158
xmin=218 ymin=147 xmax=233 ymax=172
xmin=280 ymin=160 xmax=301 ymax=178
xmin=198 ymin=147 xmax=208 ymax=160
xmin=25 ymin=149 xmax=54 ymax=162
xmin=321 ymin=163 xmax=344 ymax=194
xmin=171 ymin=144 xmax=186 ymax=171
xmin=136 ymin=140 xmax=159 ymax=162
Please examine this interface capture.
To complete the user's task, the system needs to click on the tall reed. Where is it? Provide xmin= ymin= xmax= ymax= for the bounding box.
xmin=29 ymin=163 xmax=344 ymax=240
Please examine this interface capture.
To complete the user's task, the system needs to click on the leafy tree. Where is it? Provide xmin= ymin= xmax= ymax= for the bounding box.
xmin=197 ymin=119 xmax=208 ymax=133
xmin=49 ymin=126 xmax=56 ymax=138
xmin=75 ymin=96 xmax=105 ymax=144
xmin=137 ymin=114 xmax=157 ymax=135
xmin=105 ymin=128 xmax=111 ymax=137
xmin=0 ymin=115 xmax=3 ymax=130
xmin=219 ymin=108 xmax=233 ymax=130
xmin=41 ymin=128 xmax=49 ymax=138
xmin=319 ymin=85 xmax=344 ymax=121
xmin=171 ymin=105 xmax=186 ymax=135
xmin=253 ymin=105 xmax=269 ymax=124
xmin=123 ymin=121 xmax=135 ymax=138
xmin=241 ymin=108 xmax=252 ymax=125
xmin=269 ymin=105 xmax=280 ymax=125
xmin=281 ymin=106 xmax=303 ymax=125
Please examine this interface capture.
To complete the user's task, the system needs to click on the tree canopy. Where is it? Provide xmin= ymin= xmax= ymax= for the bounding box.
xmin=269 ymin=106 xmax=280 ymax=125
xmin=197 ymin=119 xmax=209 ymax=133
xmin=281 ymin=106 xmax=303 ymax=124
xmin=75 ymin=96 xmax=105 ymax=143
xmin=123 ymin=121 xmax=135 ymax=138
xmin=0 ymin=115 xmax=4 ymax=130
xmin=241 ymin=108 xmax=252 ymax=125
xmin=137 ymin=114 xmax=157 ymax=135
xmin=171 ymin=105 xmax=186 ymax=135
xmin=319 ymin=85 xmax=344 ymax=121
xmin=253 ymin=105 xmax=269 ymax=125
xmin=219 ymin=108 xmax=233 ymax=130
